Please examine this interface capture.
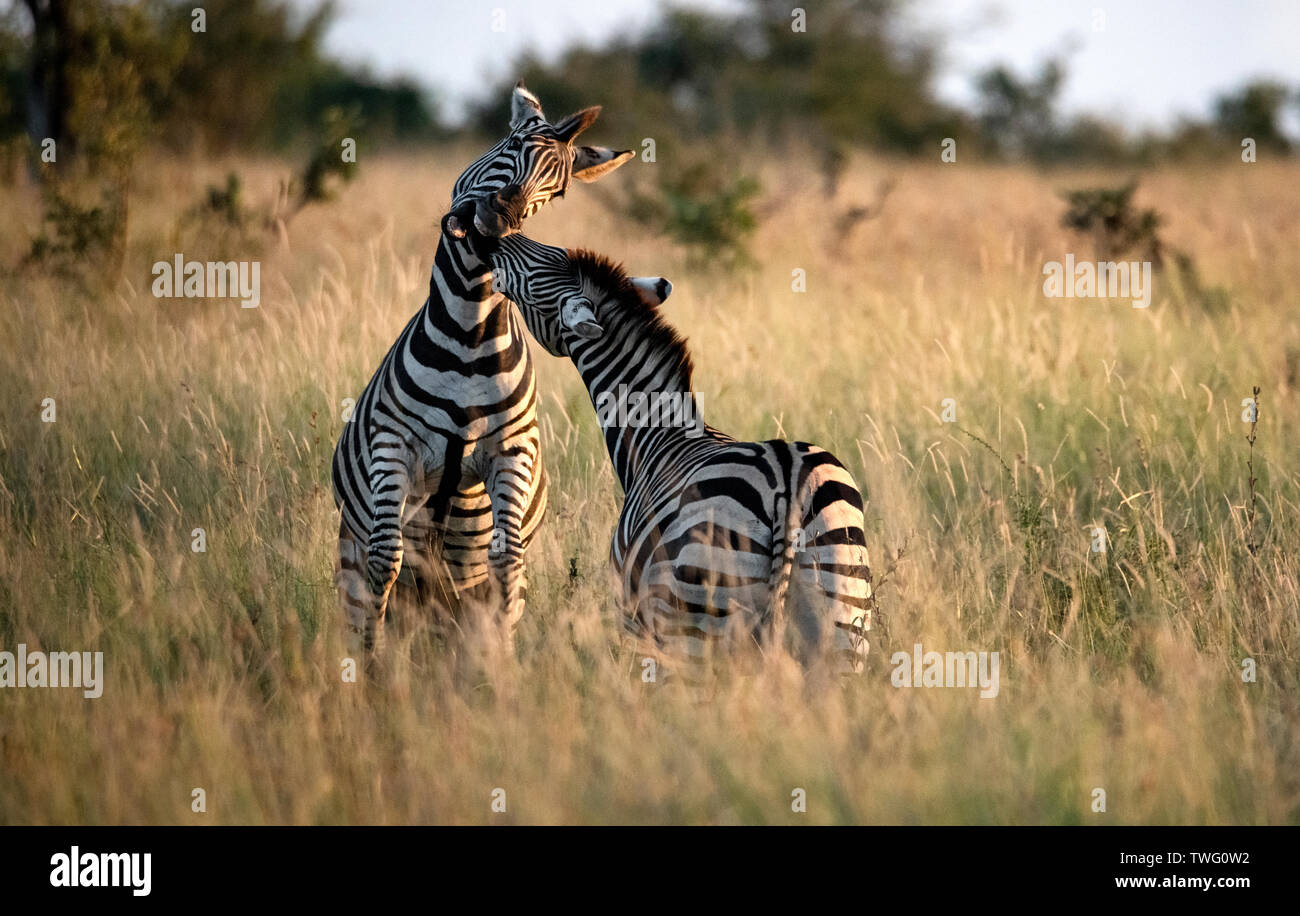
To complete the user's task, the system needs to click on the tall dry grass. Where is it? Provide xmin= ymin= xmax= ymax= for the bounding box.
xmin=0 ymin=151 xmax=1297 ymax=823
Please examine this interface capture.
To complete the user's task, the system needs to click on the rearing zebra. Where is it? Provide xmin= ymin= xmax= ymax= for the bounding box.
xmin=331 ymin=82 xmax=632 ymax=653
xmin=488 ymin=236 xmax=873 ymax=676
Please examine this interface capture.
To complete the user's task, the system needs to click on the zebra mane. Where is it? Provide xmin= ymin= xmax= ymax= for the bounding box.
xmin=566 ymin=248 xmax=695 ymax=388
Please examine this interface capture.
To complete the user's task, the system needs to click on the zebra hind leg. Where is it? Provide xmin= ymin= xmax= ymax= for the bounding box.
xmin=785 ymin=549 xmax=871 ymax=678
xmin=387 ymin=541 xmax=449 ymax=643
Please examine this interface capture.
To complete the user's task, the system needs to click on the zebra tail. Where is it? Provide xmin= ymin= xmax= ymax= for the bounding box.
xmin=767 ymin=473 xmax=808 ymax=629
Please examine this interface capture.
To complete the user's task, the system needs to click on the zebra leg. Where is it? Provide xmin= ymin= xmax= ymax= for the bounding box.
xmin=483 ymin=445 xmax=540 ymax=641
xmin=387 ymin=542 xmax=432 ymax=640
xmin=335 ymin=520 xmax=374 ymax=657
xmin=785 ymin=454 xmax=872 ymax=676
xmin=364 ymin=441 xmax=412 ymax=652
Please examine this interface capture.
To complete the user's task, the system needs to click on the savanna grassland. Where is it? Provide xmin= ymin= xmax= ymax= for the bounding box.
xmin=0 ymin=151 xmax=1297 ymax=824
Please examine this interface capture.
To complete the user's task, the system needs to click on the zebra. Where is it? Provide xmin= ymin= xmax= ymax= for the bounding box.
xmin=488 ymin=235 xmax=873 ymax=678
xmin=331 ymin=82 xmax=633 ymax=654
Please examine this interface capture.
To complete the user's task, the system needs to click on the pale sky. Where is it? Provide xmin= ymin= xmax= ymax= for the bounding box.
xmin=308 ymin=0 xmax=1300 ymax=132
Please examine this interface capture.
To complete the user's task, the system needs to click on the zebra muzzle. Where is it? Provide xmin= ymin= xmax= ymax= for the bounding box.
xmin=472 ymin=186 xmax=526 ymax=238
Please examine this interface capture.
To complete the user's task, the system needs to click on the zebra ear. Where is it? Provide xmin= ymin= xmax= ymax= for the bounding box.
xmin=572 ymin=146 xmax=635 ymax=183
xmin=631 ymin=277 xmax=673 ymax=306
xmin=553 ymin=106 xmax=602 ymax=144
xmin=561 ymin=296 xmax=604 ymax=340
xmin=510 ymin=80 xmax=545 ymax=129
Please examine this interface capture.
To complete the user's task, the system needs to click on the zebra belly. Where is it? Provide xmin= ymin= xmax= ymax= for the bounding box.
xmin=399 ymin=483 xmax=495 ymax=590
xmin=399 ymin=452 xmax=547 ymax=591
xmin=619 ymin=503 xmax=776 ymax=659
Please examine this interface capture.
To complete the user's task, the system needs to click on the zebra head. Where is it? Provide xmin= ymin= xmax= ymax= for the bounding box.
xmin=559 ymin=275 xmax=673 ymax=343
xmin=449 ymin=81 xmax=634 ymax=239
xmin=490 ymin=236 xmax=672 ymax=356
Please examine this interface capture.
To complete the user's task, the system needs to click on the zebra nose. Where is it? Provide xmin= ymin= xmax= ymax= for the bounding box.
xmin=494 ymin=184 xmax=524 ymax=211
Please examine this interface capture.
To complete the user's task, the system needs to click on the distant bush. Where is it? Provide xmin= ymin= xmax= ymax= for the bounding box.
xmin=181 ymin=107 xmax=362 ymax=254
xmin=1059 ymin=181 xmax=1230 ymax=311
xmin=25 ymin=183 xmax=127 ymax=275
xmin=201 ymin=172 xmax=247 ymax=228
xmin=296 ymin=106 xmax=361 ymax=208
xmin=620 ymin=159 xmax=761 ymax=272
xmin=1059 ymin=182 xmax=1164 ymax=263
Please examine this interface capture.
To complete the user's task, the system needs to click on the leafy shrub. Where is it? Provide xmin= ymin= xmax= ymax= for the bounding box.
xmin=297 ymin=106 xmax=360 ymax=208
xmin=202 ymin=172 xmax=247 ymax=227
xmin=25 ymin=183 xmax=127 ymax=275
xmin=621 ymin=159 xmax=760 ymax=271
xmin=1059 ymin=181 xmax=1163 ymax=263
xmin=1059 ymin=181 xmax=1231 ymax=311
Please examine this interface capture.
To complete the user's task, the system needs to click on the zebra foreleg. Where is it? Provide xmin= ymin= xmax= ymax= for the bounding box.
xmin=364 ymin=449 xmax=411 ymax=652
xmin=484 ymin=448 xmax=537 ymax=643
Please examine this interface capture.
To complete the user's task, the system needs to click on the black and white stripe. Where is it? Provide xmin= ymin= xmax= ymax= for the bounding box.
xmin=491 ymin=237 xmax=873 ymax=676
xmin=331 ymin=83 xmax=632 ymax=653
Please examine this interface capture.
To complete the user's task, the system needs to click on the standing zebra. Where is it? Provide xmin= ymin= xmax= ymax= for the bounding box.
xmin=488 ymin=236 xmax=873 ymax=677
xmin=332 ymin=82 xmax=633 ymax=653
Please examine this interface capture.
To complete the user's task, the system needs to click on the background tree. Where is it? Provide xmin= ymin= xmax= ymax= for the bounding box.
xmin=1213 ymin=80 xmax=1293 ymax=153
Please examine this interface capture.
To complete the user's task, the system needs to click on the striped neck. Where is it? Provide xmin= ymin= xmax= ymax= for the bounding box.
xmin=425 ymin=229 xmax=509 ymax=336
xmin=568 ymin=304 xmax=706 ymax=492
